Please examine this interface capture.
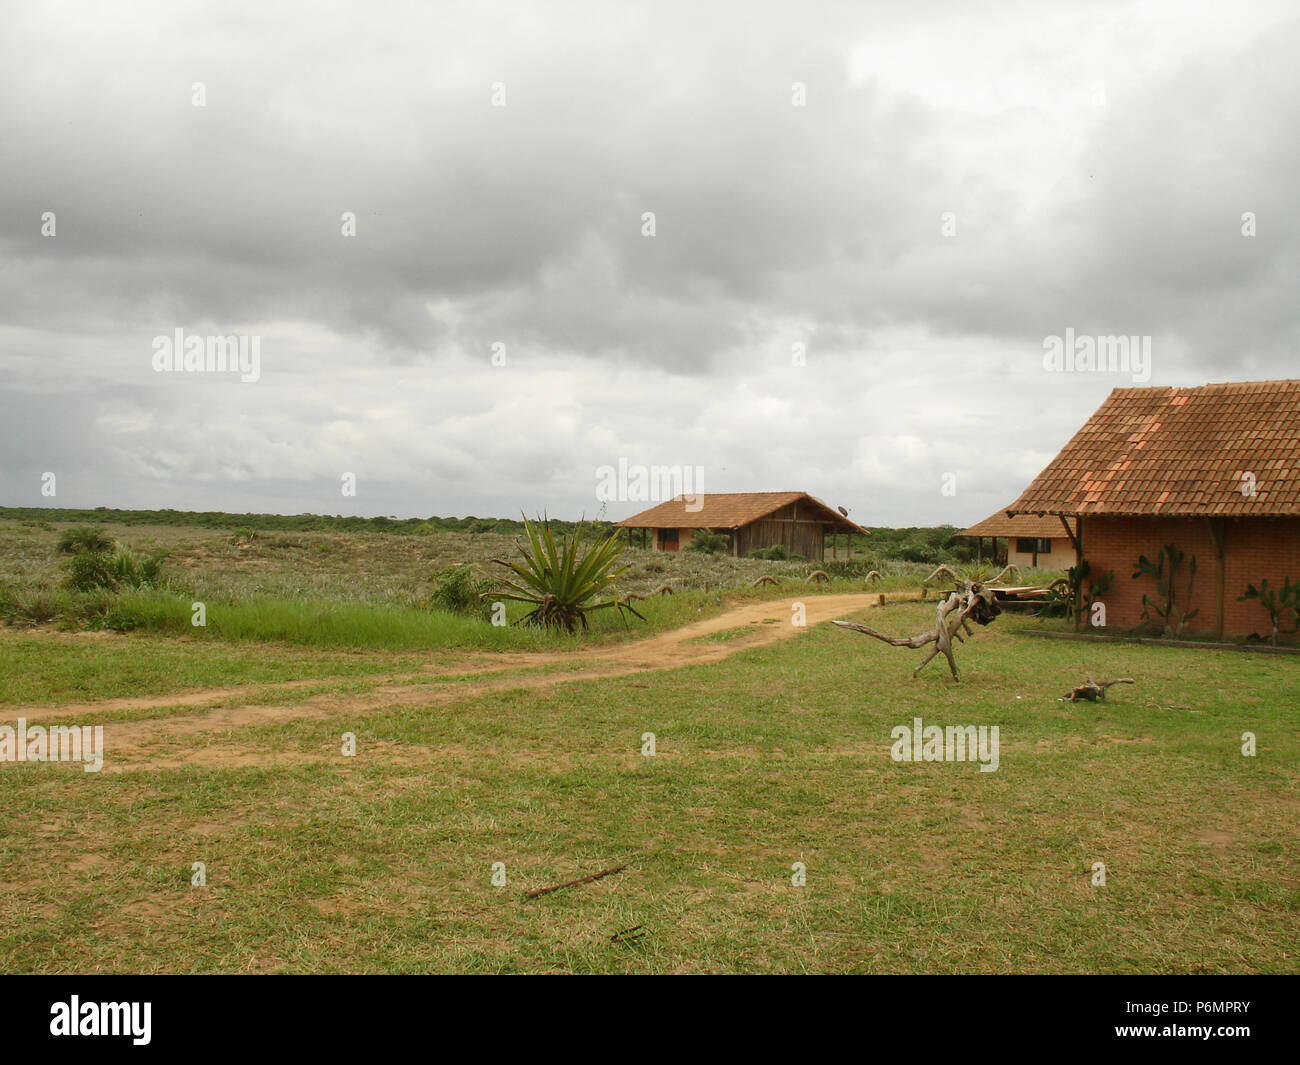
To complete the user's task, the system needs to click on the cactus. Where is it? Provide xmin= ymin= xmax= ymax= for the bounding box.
xmin=1132 ymin=544 xmax=1198 ymax=637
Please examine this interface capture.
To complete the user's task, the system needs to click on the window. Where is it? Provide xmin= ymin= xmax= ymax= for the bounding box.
xmin=1016 ymin=537 xmax=1052 ymax=554
xmin=659 ymin=529 xmax=679 ymax=544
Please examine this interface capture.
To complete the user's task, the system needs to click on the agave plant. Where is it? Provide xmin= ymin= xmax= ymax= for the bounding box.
xmin=490 ymin=516 xmax=645 ymax=633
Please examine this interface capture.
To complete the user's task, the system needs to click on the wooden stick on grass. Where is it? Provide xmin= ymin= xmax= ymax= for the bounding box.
xmin=526 ymin=864 xmax=627 ymax=899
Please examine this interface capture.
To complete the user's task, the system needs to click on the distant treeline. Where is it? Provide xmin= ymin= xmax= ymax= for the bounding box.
xmin=0 ymin=507 xmax=596 ymax=537
xmin=861 ymin=526 xmax=968 ymax=564
xmin=0 ymin=507 xmax=972 ymax=562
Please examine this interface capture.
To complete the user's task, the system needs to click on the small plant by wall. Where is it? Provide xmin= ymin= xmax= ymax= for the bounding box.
xmin=1132 ymin=543 xmax=1198 ymax=637
xmin=1238 ymin=577 xmax=1300 ymax=646
xmin=1040 ymin=560 xmax=1113 ymax=623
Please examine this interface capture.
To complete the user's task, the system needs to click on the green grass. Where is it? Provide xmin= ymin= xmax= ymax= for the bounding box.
xmin=1 ymin=601 xmax=1296 ymax=973
xmin=98 ymin=587 xmax=739 ymax=650
xmin=0 ymin=631 xmax=424 ymax=706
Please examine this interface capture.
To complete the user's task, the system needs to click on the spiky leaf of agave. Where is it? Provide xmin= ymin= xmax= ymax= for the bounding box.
xmin=490 ymin=514 xmax=639 ymax=631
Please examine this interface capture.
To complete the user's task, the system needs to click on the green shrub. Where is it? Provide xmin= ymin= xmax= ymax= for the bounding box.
xmin=821 ymin=558 xmax=880 ymax=578
xmin=5 ymin=590 xmax=59 ymax=626
xmin=1239 ymin=577 xmax=1300 ymax=645
xmin=685 ymin=529 xmax=729 ymax=554
xmin=66 ymin=549 xmax=165 ymax=592
xmin=429 ymin=564 xmax=492 ymax=616
xmin=750 ymin=545 xmax=802 ymax=561
xmin=66 ymin=552 xmax=116 ymax=592
xmin=56 ymin=526 xmax=115 ymax=554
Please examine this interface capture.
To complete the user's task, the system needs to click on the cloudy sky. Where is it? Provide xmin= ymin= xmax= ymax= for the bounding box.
xmin=2 ymin=0 xmax=1296 ymax=527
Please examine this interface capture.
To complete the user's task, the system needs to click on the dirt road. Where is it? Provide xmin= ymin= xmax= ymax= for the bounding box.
xmin=4 ymin=592 xmax=889 ymax=770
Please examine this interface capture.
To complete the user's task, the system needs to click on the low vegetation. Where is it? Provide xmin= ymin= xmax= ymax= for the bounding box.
xmin=0 ymin=512 xmax=1063 ymax=649
xmin=0 ymin=599 xmax=1294 ymax=973
xmin=491 ymin=516 xmax=644 ymax=632
xmin=684 ymin=528 xmax=729 ymax=554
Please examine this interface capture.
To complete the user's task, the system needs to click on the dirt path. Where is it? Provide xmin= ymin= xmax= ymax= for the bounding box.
xmin=4 ymin=592 xmax=891 ymax=770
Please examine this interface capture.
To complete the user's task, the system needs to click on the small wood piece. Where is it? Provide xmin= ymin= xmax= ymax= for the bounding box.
xmin=751 ymin=575 xmax=778 ymax=587
xmin=611 ymin=924 xmax=646 ymax=944
xmin=806 ymin=570 xmax=830 ymax=584
xmin=1060 ymin=677 xmax=1135 ymax=702
xmin=526 ymin=864 xmax=627 ymax=899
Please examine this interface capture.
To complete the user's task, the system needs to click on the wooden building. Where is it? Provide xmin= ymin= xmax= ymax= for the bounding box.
xmin=1008 ymin=379 xmax=1300 ymax=638
xmin=617 ymin=492 xmax=866 ymax=560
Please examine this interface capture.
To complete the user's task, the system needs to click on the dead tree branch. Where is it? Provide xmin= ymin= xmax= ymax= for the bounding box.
xmin=833 ymin=581 xmax=1001 ymax=681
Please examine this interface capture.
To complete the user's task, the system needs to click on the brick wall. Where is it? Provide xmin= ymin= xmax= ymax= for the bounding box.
xmin=1080 ymin=515 xmax=1300 ymax=637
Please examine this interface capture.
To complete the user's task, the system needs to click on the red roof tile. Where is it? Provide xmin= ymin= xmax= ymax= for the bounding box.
xmin=1008 ymin=380 xmax=1300 ymax=517
xmin=960 ymin=508 xmax=1070 ymax=539
xmin=616 ymin=492 xmax=866 ymax=532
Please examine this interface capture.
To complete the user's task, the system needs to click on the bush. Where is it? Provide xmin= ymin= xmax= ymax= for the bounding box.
xmin=820 ymin=558 xmax=880 ymax=578
xmin=750 ymin=545 xmax=804 ymax=561
xmin=429 ymin=564 xmax=492 ymax=616
xmin=66 ymin=552 xmax=116 ymax=592
xmin=685 ymin=529 xmax=729 ymax=554
xmin=4 ymin=590 xmax=59 ymax=626
xmin=56 ymin=526 xmax=115 ymax=554
xmin=896 ymin=538 xmax=943 ymax=564
xmin=66 ymin=549 xmax=164 ymax=592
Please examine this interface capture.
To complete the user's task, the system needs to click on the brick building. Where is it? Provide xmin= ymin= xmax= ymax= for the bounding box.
xmin=1007 ymin=380 xmax=1300 ymax=639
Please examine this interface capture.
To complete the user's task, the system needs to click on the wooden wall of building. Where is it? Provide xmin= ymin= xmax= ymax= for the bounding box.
xmin=734 ymin=502 xmax=827 ymax=560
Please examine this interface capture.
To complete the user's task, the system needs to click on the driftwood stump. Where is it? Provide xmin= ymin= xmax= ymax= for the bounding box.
xmin=1060 ymin=677 xmax=1134 ymax=702
xmin=833 ymin=581 xmax=1001 ymax=681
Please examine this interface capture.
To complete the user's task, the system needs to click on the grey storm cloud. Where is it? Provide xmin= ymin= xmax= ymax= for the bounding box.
xmin=1 ymin=0 xmax=1297 ymax=524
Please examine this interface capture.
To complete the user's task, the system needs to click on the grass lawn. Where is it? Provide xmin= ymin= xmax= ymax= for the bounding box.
xmin=1 ymin=600 xmax=1296 ymax=973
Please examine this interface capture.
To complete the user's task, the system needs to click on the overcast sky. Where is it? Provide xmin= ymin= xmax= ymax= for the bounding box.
xmin=2 ymin=0 xmax=1296 ymax=527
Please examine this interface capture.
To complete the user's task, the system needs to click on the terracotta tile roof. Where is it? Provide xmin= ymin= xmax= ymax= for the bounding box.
xmin=961 ymin=508 xmax=1071 ymax=539
xmin=616 ymin=492 xmax=867 ymax=533
xmin=1008 ymin=379 xmax=1300 ymax=517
